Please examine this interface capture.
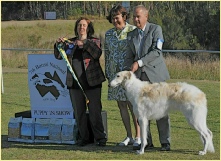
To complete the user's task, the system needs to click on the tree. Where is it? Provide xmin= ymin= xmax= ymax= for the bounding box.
xmin=1 ymin=1 xmax=219 ymax=50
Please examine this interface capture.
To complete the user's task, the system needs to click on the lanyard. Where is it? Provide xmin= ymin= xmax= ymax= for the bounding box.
xmin=56 ymin=38 xmax=89 ymax=104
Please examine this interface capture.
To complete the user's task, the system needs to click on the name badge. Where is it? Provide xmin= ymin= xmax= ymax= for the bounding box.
xmin=157 ymin=39 xmax=164 ymax=50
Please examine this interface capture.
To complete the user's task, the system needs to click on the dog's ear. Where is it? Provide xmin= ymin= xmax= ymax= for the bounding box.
xmin=124 ymin=71 xmax=131 ymax=80
xmin=128 ymin=71 xmax=132 ymax=79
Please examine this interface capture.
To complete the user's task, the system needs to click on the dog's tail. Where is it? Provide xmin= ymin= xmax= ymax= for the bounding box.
xmin=206 ymin=128 xmax=215 ymax=153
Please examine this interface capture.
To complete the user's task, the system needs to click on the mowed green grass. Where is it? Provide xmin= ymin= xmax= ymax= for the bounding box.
xmin=1 ymin=69 xmax=220 ymax=160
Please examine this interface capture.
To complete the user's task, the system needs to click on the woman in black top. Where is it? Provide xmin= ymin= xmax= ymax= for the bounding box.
xmin=54 ymin=17 xmax=107 ymax=146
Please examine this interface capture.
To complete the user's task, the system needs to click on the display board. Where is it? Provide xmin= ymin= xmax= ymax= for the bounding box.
xmin=28 ymin=54 xmax=73 ymax=118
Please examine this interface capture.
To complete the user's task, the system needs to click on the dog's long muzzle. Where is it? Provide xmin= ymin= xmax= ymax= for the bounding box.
xmin=108 ymin=80 xmax=120 ymax=88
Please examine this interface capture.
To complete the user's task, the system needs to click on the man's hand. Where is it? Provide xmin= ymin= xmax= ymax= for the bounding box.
xmin=131 ymin=61 xmax=139 ymax=72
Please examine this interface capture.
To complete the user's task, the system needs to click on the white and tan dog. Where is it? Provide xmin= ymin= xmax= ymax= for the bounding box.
xmin=110 ymin=71 xmax=214 ymax=155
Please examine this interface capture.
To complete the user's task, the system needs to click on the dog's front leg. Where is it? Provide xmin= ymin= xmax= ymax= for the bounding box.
xmin=136 ymin=118 xmax=148 ymax=155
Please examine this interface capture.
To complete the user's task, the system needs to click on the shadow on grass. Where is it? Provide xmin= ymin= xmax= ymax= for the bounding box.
xmin=1 ymin=135 xmax=197 ymax=155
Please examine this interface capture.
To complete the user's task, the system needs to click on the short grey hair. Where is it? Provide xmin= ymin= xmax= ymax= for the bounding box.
xmin=133 ymin=5 xmax=149 ymax=15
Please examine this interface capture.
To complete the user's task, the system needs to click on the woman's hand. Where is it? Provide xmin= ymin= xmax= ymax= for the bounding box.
xmin=56 ymin=37 xmax=65 ymax=46
xmin=76 ymin=40 xmax=84 ymax=48
xmin=56 ymin=37 xmax=65 ymax=43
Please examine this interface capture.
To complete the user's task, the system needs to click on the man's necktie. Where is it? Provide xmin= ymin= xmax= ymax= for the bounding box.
xmin=139 ymin=29 xmax=144 ymax=37
xmin=138 ymin=30 xmax=144 ymax=57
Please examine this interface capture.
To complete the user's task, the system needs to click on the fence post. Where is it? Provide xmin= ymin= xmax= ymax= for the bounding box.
xmin=1 ymin=55 xmax=3 ymax=94
xmin=1 ymin=72 xmax=4 ymax=94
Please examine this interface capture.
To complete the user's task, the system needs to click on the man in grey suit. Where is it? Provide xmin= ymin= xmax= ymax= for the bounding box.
xmin=124 ymin=5 xmax=171 ymax=151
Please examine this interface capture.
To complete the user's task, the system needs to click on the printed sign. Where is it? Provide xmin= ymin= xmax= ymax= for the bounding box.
xmin=28 ymin=54 xmax=73 ymax=118
xmin=44 ymin=12 xmax=56 ymax=20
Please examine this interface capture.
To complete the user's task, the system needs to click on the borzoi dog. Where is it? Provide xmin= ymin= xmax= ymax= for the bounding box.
xmin=110 ymin=71 xmax=214 ymax=155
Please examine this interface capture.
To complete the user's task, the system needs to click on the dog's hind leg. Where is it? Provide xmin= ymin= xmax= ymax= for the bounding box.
xmin=197 ymin=126 xmax=215 ymax=155
xmin=183 ymin=107 xmax=214 ymax=155
xmin=204 ymin=128 xmax=215 ymax=153
xmin=199 ymin=128 xmax=215 ymax=154
xmin=195 ymin=119 xmax=214 ymax=154
xmin=208 ymin=129 xmax=215 ymax=152
xmin=136 ymin=117 xmax=148 ymax=155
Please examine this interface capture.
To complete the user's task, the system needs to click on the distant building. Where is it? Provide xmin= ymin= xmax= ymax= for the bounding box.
xmin=44 ymin=12 xmax=56 ymax=20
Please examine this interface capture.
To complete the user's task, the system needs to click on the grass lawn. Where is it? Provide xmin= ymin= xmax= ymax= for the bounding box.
xmin=1 ymin=68 xmax=220 ymax=160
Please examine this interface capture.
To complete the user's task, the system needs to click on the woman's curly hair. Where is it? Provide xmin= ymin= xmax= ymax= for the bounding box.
xmin=106 ymin=4 xmax=129 ymax=23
